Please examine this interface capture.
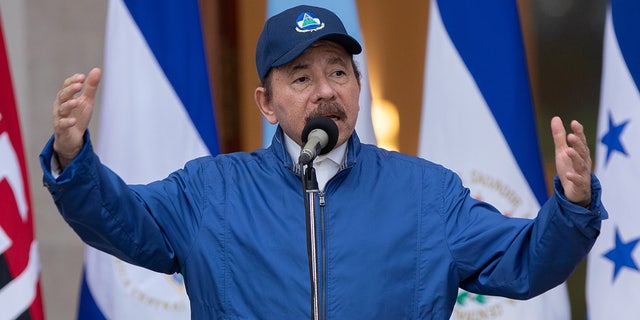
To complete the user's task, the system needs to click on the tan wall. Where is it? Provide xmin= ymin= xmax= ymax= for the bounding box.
xmin=1 ymin=1 xmax=106 ymax=319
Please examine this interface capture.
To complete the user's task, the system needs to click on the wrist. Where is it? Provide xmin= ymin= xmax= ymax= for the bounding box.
xmin=53 ymin=150 xmax=76 ymax=170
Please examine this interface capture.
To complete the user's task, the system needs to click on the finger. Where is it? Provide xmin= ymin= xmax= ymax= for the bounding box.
xmin=568 ymin=132 xmax=591 ymax=165
xmin=56 ymin=98 xmax=79 ymax=118
xmin=61 ymin=73 xmax=85 ymax=89
xmin=570 ymin=120 xmax=589 ymax=150
xmin=81 ymin=68 xmax=102 ymax=103
xmin=551 ymin=116 xmax=568 ymax=152
xmin=568 ymin=120 xmax=592 ymax=168
xmin=566 ymin=147 xmax=589 ymax=176
xmin=565 ymin=172 xmax=591 ymax=204
xmin=56 ymin=82 xmax=83 ymax=106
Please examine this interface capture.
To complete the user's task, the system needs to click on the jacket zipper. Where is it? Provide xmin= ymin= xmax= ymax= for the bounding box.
xmin=319 ymin=191 xmax=327 ymax=320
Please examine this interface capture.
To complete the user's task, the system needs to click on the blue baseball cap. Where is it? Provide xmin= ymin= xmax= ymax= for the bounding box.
xmin=255 ymin=5 xmax=362 ymax=82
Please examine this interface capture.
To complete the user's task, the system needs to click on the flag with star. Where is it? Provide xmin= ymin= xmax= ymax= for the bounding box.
xmin=418 ymin=0 xmax=570 ymax=318
xmin=586 ymin=1 xmax=640 ymax=318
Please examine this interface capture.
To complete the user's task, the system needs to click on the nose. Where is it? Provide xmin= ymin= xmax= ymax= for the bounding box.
xmin=312 ymin=76 xmax=336 ymax=103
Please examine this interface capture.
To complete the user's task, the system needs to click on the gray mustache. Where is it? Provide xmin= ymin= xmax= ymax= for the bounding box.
xmin=305 ymin=102 xmax=347 ymax=123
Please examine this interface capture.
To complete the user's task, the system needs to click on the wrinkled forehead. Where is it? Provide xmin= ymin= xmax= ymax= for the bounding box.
xmin=277 ymin=40 xmax=353 ymax=71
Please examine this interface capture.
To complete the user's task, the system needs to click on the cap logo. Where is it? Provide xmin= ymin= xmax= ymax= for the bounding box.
xmin=295 ymin=12 xmax=325 ymax=32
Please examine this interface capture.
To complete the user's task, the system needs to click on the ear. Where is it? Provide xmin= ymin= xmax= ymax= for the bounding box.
xmin=254 ymin=86 xmax=278 ymax=124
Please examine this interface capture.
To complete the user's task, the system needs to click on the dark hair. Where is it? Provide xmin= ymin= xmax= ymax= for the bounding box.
xmin=261 ymin=57 xmax=362 ymax=102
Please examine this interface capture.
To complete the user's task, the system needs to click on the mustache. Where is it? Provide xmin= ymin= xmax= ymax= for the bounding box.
xmin=305 ymin=102 xmax=347 ymax=123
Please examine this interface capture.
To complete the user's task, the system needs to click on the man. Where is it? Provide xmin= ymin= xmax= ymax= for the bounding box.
xmin=41 ymin=5 xmax=606 ymax=319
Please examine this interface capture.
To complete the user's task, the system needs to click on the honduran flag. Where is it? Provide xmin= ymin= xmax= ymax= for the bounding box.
xmin=417 ymin=1 xmax=570 ymax=319
xmin=0 ymin=13 xmax=45 ymax=320
xmin=262 ymin=0 xmax=376 ymax=147
xmin=77 ymin=0 xmax=218 ymax=319
xmin=586 ymin=1 xmax=640 ymax=319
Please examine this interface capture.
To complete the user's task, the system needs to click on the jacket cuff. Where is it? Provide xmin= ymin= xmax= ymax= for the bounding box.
xmin=553 ymin=173 xmax=608 ymax=220
xmin=40 ymin=130 xmax=93 ymax=191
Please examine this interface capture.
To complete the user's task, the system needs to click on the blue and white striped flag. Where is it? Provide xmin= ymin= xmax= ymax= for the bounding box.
xmin=586 ymin=1 xmax=640 ymax=318
xmin=418 ymin=1 xmax=569 ymax=319
xmin=77 ymin=0 xmax=218 ymax=318
xmin=262 ymin=0 xmax=376 ymax=147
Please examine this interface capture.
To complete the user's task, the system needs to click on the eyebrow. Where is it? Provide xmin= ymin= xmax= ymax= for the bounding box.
xmin=288 ymin=63 xmax=310 ymax=76
xmin=286 ymin=56 xmax=348 ymax=76
xmin=327 ymin=56 xmax=348 ymax=68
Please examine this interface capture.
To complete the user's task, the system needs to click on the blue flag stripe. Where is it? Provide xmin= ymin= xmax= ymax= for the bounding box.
xmin=123 ymin=0 xmax=219 ymax=154
xmin=436 ymin=0 xmax=547 ymax=204
xmin=77 ymin=272 xmax=107 ymax=320
xmin=611 ymin=0 xmax=640 ymax=93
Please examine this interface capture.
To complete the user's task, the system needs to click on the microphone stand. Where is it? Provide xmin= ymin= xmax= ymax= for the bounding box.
xmin=301 ymin=163 xmax=320 ymax=320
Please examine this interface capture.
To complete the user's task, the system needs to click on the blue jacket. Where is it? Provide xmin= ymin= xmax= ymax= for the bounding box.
xmin=41 ymin=128 xmax=606 ymax=319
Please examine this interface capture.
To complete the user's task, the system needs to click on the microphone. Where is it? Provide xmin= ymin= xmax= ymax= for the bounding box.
xmin=298 ymin=117 xmax=339 ymax=165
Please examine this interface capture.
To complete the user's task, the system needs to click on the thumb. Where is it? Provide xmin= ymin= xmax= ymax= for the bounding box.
xmin=82 ymin=67 xmax=102 ymax=103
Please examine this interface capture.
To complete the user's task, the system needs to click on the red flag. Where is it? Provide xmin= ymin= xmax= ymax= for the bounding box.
xmin=0 ymin=13 xmax=45 ymax=320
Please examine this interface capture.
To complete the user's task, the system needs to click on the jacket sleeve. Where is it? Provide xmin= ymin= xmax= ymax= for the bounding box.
xmin=39 ymin=132 xmax=204 ymax=274
xmin=440 ymin=169 xmax=607 ymax=299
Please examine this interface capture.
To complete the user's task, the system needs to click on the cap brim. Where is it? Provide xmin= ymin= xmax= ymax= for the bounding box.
xmin=270 ymin=33 xmax=362 ymax=70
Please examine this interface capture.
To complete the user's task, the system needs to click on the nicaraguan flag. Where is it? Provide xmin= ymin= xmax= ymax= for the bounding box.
xmin=586 ymin=1 xmax=640 ymax=319
xmin=417 ymin=1 xmax=569 ymax=319
xmin=262 ymin=0 xmax=376 ymax=147
xmin=77 ymin=0 xmax=219 ymax=319
xmin=0 ymin=12 xmax=45 ymax=320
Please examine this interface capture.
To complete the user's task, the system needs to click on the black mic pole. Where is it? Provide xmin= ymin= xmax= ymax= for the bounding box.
xmin=299 ymin=117 xmax=338 ymax=320
xmin=302 ymin=162 xmax=320 ymax=320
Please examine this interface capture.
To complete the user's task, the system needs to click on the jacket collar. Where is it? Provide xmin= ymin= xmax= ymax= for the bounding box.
xmin=268 ymin=125 xmax=361 ymax=175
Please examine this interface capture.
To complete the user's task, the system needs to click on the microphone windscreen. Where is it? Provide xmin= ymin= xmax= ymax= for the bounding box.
xmin=301 ymin=117 xmax=339 ymax=155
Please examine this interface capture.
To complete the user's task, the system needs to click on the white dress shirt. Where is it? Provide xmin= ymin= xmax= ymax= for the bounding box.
xmin=284 ymin=134 xmax=346 ymax=192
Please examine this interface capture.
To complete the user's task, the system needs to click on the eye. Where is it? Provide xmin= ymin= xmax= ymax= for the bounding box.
xmin=332 ymin=70 xmax=346 ymax=77
xmin=293 ymin=76 xmax=309 ymax=84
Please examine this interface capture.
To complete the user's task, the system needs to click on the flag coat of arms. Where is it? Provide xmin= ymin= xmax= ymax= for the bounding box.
xmin=586 ymin=1 xmax=640 ymax=319
xmin=77 ymin=0 xmax=219 ymax=319
xmin=0 ymin=13 xmax=45 ymax=320
xmin=418 ymin=0 xmax=570 ymax=319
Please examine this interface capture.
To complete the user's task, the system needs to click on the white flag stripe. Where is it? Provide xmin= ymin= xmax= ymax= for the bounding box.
xmin=420 ymin=0 xmax=541 ymax=234
xmin=0 ymin=226 xmax=10 ymax=254
xmin=419 ymin=1 xmax=569 ymax=319
xmin=0 ymin=242 xmax=40 ymax=320
xmin=81 ymin=0 xmax=214 ymax=318
xmin=97 ymin=0 xmax=208 ymax=182
xmin=0 ymin=131 xmax=28 ymax=220
xmin=586 ymin=6 xmax=640 ymax=319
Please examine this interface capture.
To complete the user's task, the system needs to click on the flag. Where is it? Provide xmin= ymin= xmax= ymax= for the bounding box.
xmin=262 ymin=0 xmax=376 ymax=147
xmin=417 ymin=0 xmax=569 ymax=319
xmin=586 ymin=1 xmax=640 ymax=318
xmin=77 ymin=0 xmax=219 ymax=319
xmin=0 ymin=13 xmax=45 ymax=320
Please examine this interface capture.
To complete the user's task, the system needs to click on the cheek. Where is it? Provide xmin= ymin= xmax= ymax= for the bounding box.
xmin=346 ymin=92 xmax=361 ymax=119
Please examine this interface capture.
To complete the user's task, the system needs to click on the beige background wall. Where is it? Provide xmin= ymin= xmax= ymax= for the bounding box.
xmin=1 ymin=1 xmax=605 ymax=319
xmin=1 ymin=1 xmax=106 ymax=319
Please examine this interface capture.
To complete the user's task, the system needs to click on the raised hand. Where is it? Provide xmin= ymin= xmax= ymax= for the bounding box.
xmin=551 ymin=116 xmax=592 ymax=207
xmin=52 ymin=67 xmax=102 ymax=169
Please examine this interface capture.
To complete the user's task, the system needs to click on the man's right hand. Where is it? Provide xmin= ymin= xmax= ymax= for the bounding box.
xmin=52 ymin=67 xmax=102 ymax=169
